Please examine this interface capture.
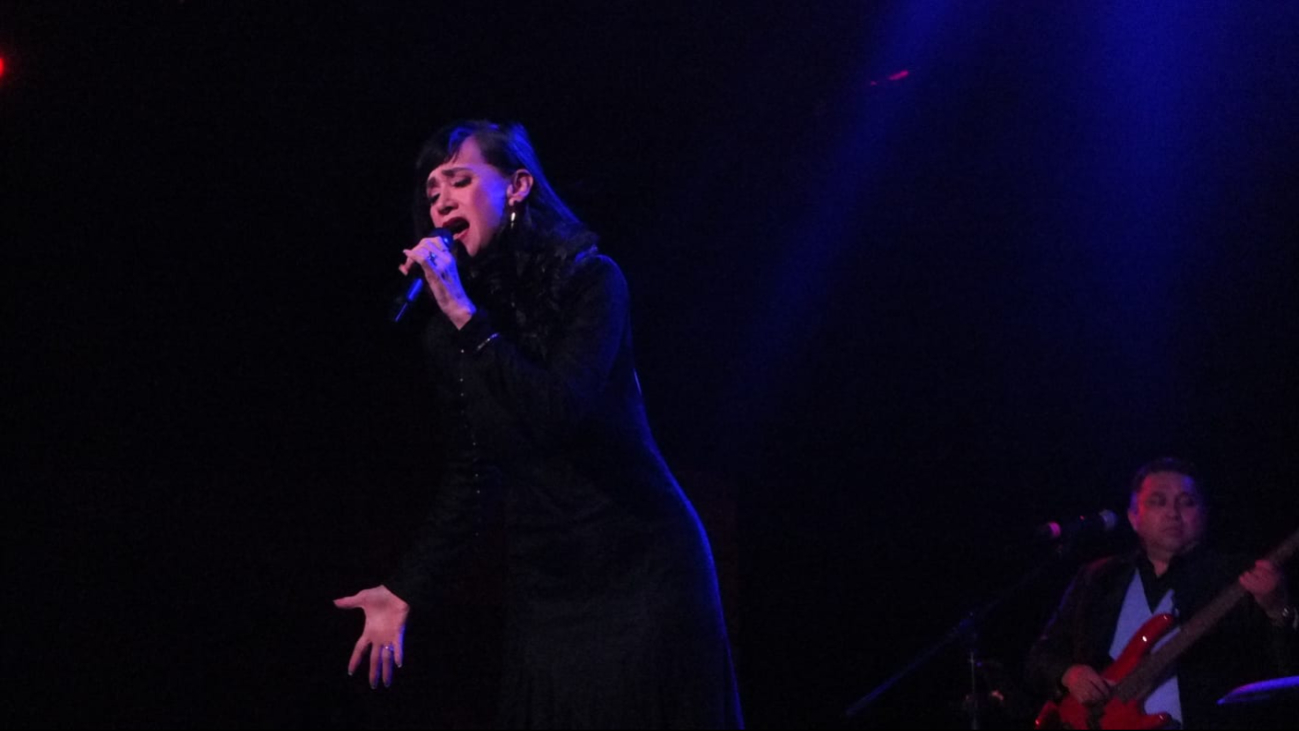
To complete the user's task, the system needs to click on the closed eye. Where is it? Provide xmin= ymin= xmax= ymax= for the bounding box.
xmin=427 ymin=178 xmax=470 ymax=203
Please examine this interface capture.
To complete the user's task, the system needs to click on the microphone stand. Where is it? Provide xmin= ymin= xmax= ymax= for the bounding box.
xmin=844 ymin=539 xmax=1077 ymax=729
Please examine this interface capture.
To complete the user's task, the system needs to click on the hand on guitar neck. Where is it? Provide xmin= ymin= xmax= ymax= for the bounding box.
xmin=1238 ymin=559 xmax=1291 ymax=620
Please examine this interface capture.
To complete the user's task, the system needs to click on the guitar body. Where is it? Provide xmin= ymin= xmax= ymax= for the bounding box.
xmin=1035 ymin=613 xmax=1177 ymax=730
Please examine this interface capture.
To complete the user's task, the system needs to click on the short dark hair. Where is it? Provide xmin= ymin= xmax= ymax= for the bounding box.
xmin=1129 ymin=457 xmax=1203 ymax=505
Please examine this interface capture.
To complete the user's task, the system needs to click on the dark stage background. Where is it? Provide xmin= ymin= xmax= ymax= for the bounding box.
xmin=4 ymin=2 xmax=1298 ymax=728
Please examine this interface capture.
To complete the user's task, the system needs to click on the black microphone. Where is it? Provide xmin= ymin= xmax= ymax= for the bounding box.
xmin=1033 ymin=509 xmax=1119 ymax=542
xmin=391 ymin=228 xmax=454 ymax=323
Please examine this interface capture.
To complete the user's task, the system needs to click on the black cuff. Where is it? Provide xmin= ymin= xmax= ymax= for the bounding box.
xmin=1271 ymin=605 xmax=1299 ymax=631
xmin=454 ymin=310 xmax=498 ymax=353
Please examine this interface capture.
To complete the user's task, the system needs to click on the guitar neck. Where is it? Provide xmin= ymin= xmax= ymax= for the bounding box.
xmin=1116 ymin=526 xmax=1299 ymax=702
xmin=1116 ymin=583 xmax=1246 ymax=701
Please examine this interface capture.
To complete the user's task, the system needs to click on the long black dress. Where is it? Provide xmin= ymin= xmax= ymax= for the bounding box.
xmin=385 ymin=251 xmax=743 ymax=729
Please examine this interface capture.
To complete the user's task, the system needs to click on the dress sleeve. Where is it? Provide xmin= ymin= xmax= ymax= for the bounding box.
xmin=453 ymin=255 xmax=629 ymax=443
xmin=382 ymin=459 xmax=481 ymax=609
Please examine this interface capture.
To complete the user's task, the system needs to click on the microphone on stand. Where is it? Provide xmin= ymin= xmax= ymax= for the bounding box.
xmin=1033 ymin=509 xmax=1120 ymax=542
xmin=391 ymin=227 xmax=454 ymax=323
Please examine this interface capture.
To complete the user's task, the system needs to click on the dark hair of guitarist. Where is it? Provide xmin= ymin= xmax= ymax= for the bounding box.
xmin=1026 ymin=457 xmax=1298 ymax=729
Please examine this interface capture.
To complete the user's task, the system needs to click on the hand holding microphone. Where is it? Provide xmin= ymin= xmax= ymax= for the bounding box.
xmin=392 ymin=228 xmax=475 ymax=329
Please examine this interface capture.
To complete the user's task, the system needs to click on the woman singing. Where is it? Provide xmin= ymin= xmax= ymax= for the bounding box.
xmin=334 ymin=120 xmax=743 ymax=729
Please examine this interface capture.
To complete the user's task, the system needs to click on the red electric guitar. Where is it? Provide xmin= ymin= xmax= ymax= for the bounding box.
xmin=1034 ymin=526 xmax=1299 ymax=730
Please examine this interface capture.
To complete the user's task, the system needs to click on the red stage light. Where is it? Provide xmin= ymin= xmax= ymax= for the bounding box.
xmin=0 ymin=56 xmax=6 ymax=80
xmin=868 ymin=69 xmax=911 ymax=88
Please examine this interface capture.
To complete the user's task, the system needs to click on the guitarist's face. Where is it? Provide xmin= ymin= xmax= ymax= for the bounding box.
xmin=1129 ymin=472 xmax=1207 ymax=560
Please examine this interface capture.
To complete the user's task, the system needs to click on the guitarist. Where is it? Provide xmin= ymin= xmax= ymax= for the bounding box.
xmin=1026 ymin=458 xmax=1298 ymax=728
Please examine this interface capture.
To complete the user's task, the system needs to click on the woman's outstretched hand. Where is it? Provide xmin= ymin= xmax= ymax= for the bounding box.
xmin=334 ymin=585 xmax=411 ymax=688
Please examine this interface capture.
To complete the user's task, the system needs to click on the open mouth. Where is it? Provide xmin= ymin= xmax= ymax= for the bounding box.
xmin=445 ymin=218 xmax=470 ymax=239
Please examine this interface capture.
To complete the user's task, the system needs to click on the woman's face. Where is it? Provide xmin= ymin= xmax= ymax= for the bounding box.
xmin=424 ymin=136 xmax=526 ymax=258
